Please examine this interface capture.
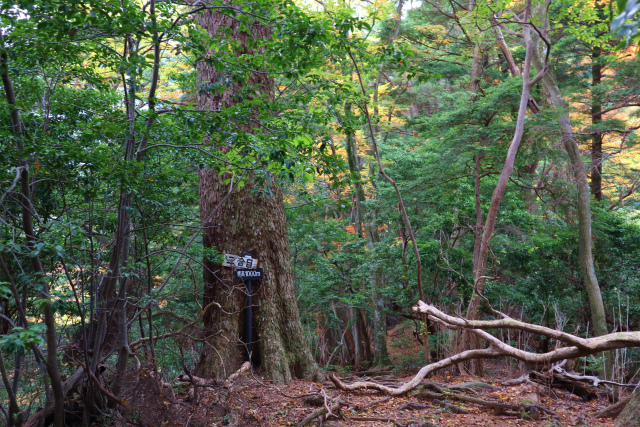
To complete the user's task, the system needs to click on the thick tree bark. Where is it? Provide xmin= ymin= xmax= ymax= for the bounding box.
xmin=195 ymin=5 xmax=319 ymax=383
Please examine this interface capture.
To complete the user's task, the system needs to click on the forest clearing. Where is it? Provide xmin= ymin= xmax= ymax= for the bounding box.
xmin=1 ymin=0 xmax=640 ymax=425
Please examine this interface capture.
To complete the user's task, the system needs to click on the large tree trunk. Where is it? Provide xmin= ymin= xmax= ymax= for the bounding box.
xmin=194 ymin=6 xmax=319 ymax=383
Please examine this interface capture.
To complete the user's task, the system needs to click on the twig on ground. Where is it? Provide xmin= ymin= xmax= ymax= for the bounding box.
xmin=297 ymin=398 xmax=342 ymax=427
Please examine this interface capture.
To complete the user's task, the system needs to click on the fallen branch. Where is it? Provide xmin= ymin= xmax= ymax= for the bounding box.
xmin=529 ymin=370 xmax=598 ymax=401
xmin=297 ymin=399 xmax=342 ymax=427
xmin=331 ymin=302 xmax=640 ymax=397
xmin=223 ymin=361 xmax=250 ymax=388
xmin=550 ymin=365 xmax=638 ymax=388
xmin=176 ymin=374 xmax=217 ymax=388
xmin=502 ymin=374 xmax=534 ymax=386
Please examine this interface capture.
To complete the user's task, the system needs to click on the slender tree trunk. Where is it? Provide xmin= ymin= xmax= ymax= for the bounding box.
xmin=457 ymin=0 xmax=489 ymax=376
xmin=490 ymin=16 xmax=540 ymax=113
xmin=530 ymin=30 xmax=610 ymax=380
xmin=457 ymin=0 xmax=546 ymax=376
xmin=591 ymin=45 xmax=603 ymax=201
xmin=342 ymin=105 xmax=370 ymax=367
xmin=330 ymin=301 xmax=356 ymax=365
xmin=195 ymin=6 xmax=319 ymax=383
xmin=0 ymin=349 xmax=23 ymax=427
xmin=342 ymin=103 xmax=388 ymax=367
xmin=460 ymin=154 xmax=485 ymax=376
xmin=1 ymin=30 xmax=65 ymax=427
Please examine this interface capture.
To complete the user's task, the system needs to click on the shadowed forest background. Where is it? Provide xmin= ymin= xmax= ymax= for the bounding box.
xmin=1 ymin=0 xmax=640 ymax=425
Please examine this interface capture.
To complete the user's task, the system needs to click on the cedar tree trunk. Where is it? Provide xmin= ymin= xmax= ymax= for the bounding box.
xmin=194 ymin=6 xmax=319 ymax=383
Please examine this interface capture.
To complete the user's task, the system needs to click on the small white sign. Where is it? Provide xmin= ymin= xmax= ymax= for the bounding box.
xmin=223 ymin=253 xmax=258 ymax=269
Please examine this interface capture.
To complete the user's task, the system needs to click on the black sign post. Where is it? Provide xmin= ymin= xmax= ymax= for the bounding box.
xmin=235 ymin=268 xmax=263 ymax=359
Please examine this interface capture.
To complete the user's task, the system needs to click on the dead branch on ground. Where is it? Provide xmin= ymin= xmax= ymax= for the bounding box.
xmin=297 ymin=398 xmax=343 ymax=427
xmin=330 ymin=302 xmax=640 ymax=398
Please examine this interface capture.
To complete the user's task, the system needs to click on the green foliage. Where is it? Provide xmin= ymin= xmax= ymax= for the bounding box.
xmin=0 ymin=0 xmax=639 ymax=419
xmin=0 ymin=324 xmax=46 ymax=356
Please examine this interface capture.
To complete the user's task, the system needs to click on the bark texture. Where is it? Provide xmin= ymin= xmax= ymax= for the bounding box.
xmin=195 ymin=6 xmax=318 ymax=383
xmin=615 ymin=390 xmax=640 ymax=427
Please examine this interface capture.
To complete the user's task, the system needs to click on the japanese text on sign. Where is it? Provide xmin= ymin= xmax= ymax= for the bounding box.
xmin=223 ymin=254 xmax=258 ymax=269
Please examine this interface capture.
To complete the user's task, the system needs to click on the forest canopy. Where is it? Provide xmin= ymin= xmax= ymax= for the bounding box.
xmin=0 ymin=0 xmax=639 ymax=425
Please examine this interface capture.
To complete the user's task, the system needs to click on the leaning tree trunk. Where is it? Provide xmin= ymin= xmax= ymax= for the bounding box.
xmin=531 ymin=31 xmax=611 ymax=381
xmin=194 ymin=6 xmax=319 ymax=383
xmin=457 ymin=0 xmax=546 ymax=376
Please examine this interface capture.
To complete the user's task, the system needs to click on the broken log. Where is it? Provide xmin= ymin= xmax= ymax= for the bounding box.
xmin=530 ymin=370 xmax=598 ymax=401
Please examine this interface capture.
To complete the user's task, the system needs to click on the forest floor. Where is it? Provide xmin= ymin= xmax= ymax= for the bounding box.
xmin=125 ymin=363 xmax=616 ymax=427
xmin=117 ymin=324 xmax=618 ymax=427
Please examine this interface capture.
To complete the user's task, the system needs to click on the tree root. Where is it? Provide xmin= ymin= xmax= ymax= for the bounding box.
xmin=431 ymin=399 xmax=469 ymax=414
xmin=400 ymin=402 xmax=432 ymax=410
xmin=447 ymin=381 xmax=497 ymax=393
xmin=416 ymin=383 xmax=556 ymax=419
xmin=353 ymin=396 xmax=390 ymax=411
xmin=591 ymin=395 xmax=632 ymax=419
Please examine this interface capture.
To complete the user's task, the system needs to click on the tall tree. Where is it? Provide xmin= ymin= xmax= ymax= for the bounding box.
xmin=530 ymin=3 xmax=610 ymax=379
xmin=454 ymin=0 xmax=550 ymax=376
xmin=194 ymin=3 xmax=319 ymax=383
